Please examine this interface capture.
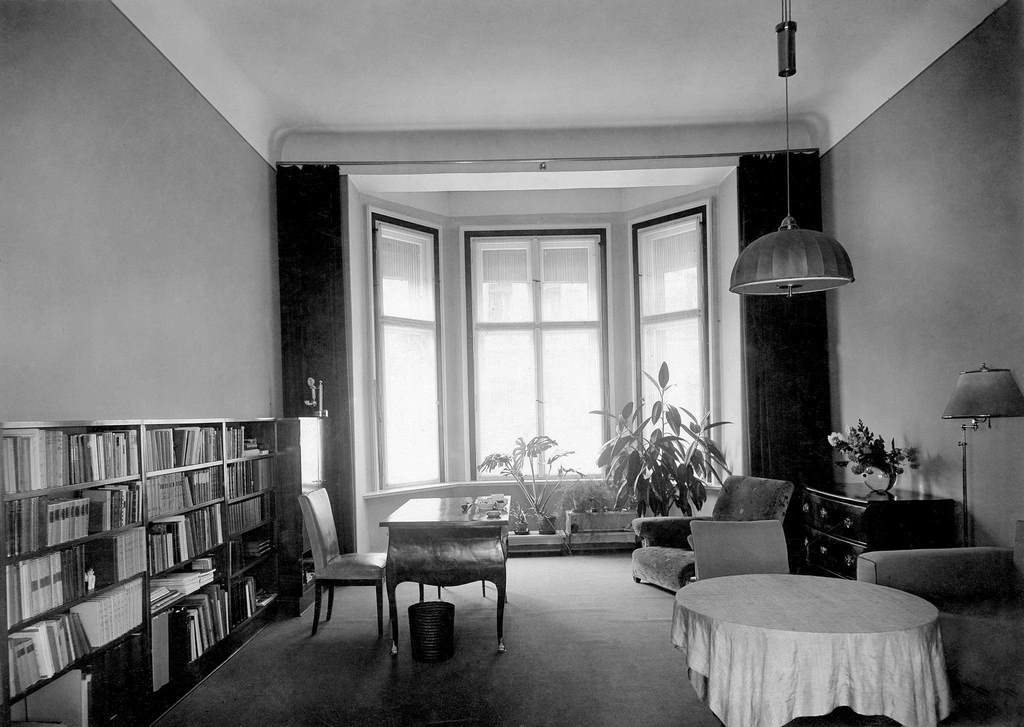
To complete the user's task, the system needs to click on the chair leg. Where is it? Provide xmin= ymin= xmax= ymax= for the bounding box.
xmin=376 ymin=579 xmax=384 ymax=637
xmin=311 ymin=582 xmax=322 ymax=636
xmin=481 ymin=580 xmax=485 ymax=597
xmin=418 ymin=583 xmax=425 ymax=602
xmin=437 ymin=585 xmax=441 ymax=598
xmin=326 ymin=584 xmax=335 ymax=622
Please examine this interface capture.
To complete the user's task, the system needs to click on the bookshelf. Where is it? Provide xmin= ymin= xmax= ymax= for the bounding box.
xmin=1 ymin=418 xmax=282 ymax=727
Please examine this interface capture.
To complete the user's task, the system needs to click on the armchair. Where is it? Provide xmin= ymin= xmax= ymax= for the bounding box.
xmin=857 ymin=521 xmax=1023 ymax=722
xmin=630 ymin=475 xmax=794 ymax=591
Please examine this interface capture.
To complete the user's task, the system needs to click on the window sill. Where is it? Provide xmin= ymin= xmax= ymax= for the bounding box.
xmin=362 ymin=480 xmax=514 ymax=500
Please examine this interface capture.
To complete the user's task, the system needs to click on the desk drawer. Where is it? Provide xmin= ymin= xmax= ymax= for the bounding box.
xmin=804 ymin=529 xmax=865 ymax=579
xmin=802 ymin=493 xmax=868 ymax=543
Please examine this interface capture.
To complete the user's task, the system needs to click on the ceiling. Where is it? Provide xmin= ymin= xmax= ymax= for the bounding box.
xmin=113 ymin=0 xmax=1003 ymax=192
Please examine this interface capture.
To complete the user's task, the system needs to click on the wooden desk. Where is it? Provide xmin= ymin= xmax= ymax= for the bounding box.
xmin=380 ymin=495 xmax=509 ymax=655
xmin=672 ymin=574 xmax=951 ymax=727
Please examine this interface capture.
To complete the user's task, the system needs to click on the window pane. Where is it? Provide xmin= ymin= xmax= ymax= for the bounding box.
xmin=381 ymin=324 xmax=440 ymax=484
xmin=378 ymin=224 xmax=435 ymax=321
xmin=640 ymin=317 xmax=703 ymax=417
xmin=542 ymin=329 xmax=603 ymax=474
xmin=475 ymin=330 xmax=537 ymax=460
xmin=638 ymin=220 xmax=700 ymax=315
xmin=478 ymin=246 xmax=532 ymax=322
xmin=541 ymin=244 xmax=595 ymax=321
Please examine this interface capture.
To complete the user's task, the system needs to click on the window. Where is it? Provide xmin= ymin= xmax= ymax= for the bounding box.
xmin=467 ymin=230 xmax=607 ymax=475
xmin=372 ymin=214 xmax=442 ymax=486
xmin=633 ymin=208 xmax=710 ymax=418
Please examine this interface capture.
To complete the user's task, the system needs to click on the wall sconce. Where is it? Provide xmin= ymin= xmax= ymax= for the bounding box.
xmin=304 ymin=377 xmax=328 ymax=418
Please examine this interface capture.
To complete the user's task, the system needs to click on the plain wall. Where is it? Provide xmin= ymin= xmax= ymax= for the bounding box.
xmin=821 ymin=0 xmax=1023 ymax=546
xmin=0 ymin=0 xmax=280 ymax=422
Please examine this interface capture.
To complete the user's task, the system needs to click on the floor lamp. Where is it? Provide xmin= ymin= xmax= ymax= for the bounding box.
xmin=941 ymin=363 xmax=1024 ymax=546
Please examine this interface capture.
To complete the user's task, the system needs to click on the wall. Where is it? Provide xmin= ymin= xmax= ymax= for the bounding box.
xmin=0 ymin=0 xmax=280 ymax=421
xmin=821 ymin=0 xmax=1023 ymax=546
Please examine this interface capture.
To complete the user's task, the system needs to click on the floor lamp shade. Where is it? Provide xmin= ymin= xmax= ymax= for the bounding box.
xmin=941 ymin=365 xmax=1024 ymax=420
xmin=729 ymin=226 xmax=855 ymax=295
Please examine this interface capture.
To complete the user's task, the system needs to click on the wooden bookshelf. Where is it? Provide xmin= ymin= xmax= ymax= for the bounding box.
xmin=0 ymin=417 xmax=283 ymax=727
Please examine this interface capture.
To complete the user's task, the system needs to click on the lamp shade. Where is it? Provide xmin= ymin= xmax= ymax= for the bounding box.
xmin=729 ymin=226 xmax=855 ymax=295
xmin=942 ymin=365 xmax=1024 ymax=419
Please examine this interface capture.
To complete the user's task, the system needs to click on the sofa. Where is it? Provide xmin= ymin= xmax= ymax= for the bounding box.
xmin=857 ymin=521 xmax=1024 ymax=723
xmin=630 ymin=475 xmax=794 ymax=591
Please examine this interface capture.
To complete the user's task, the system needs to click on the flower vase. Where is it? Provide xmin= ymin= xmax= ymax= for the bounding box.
xmin=861 ymin=468 xmax=898 ymax=496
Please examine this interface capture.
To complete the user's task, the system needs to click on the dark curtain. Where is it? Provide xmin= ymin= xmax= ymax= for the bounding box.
xmin=276 ymin=164 xmax=355 ymax=553
xmin=737 ymin=152 xmax=834 ymax=567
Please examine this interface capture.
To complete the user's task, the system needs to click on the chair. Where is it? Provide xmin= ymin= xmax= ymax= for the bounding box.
xmin=298 ymin=488 xmax=387 ymax=637
xmin=689 ymin=519 xmax=790 ymax=580
xmin=857 ymin=521 xmax=1024 ymax=722
xmin=631 ymin=474 xmax=794 ymax=591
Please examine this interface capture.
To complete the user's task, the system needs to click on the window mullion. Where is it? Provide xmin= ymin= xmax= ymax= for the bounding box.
xmin=531 ymin=238 xmax=545 ymax=476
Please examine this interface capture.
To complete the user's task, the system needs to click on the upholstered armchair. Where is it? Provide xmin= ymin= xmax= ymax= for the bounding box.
xmin=630 ymin=475 xmax=794 ymax=591
xmin=857 ymin=521 xmax=1024 ymax=723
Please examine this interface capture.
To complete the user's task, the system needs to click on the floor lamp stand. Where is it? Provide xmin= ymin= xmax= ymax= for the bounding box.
xmin=958 ymin=418 xmax=984 ymax=547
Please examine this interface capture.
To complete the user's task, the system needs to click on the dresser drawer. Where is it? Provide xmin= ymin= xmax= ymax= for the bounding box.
xmin=802 ymin=492 xmax=868 ymax=544
xmin=804 ymin=529 xmax=866 ymax=579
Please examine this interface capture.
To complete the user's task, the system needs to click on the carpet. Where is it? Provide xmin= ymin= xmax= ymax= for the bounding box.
xmin=152 ymin=554 xmax=994 ymax=727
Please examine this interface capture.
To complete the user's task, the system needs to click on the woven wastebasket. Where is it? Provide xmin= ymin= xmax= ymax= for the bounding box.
xmin=408 ymin=601 xmax=455 ymax=663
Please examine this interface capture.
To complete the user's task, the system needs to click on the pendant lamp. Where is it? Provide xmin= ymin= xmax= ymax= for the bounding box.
xmin=729 ymin=0 xmax=855 ymax=297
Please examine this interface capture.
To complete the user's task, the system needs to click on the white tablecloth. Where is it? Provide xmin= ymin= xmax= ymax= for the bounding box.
xmin=671 ymin=574 xmax=951 ymax=727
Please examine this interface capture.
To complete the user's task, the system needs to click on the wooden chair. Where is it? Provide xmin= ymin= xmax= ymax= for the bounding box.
xmin=689 ymin=519 xmax=790 ymax=580
xmin=298 ymin=488 xmax=387 ymax=636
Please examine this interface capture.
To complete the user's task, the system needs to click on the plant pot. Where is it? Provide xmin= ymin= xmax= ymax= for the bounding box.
xmin=536 ymin=513 xmax=558 ymax=535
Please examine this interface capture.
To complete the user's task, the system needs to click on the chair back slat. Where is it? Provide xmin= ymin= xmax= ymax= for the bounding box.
xmin=299 ymin=488 xmax=340 ymax=573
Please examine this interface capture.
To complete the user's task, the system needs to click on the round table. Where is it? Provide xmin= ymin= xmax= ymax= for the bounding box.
xmin=671 ymin=574 xmax=951 ymax=727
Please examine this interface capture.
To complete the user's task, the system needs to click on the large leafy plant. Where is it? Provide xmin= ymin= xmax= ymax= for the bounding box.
xmin=593 ymin=362 xmax=731 ymax=517
xmin=478 ymin=435 xmax=581 ymax=532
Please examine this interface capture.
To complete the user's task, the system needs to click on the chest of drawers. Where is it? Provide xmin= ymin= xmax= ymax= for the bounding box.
xmin=801 ymin=484 xmax=956 ymax=579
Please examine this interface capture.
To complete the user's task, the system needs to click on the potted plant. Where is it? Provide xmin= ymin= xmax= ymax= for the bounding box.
xmin=479 ymin=435 xmax=582 ymax=534
xmin=828 ymin=419 xmax=918 ymax=494
xmin=509 ymin=502 xmax=531 ymax=535
xmin=592 ymin=362 xmax=731 ymax=517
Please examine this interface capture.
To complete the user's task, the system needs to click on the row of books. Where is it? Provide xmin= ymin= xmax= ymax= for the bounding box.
xmin=69 ymin=431 xmax=139 ymax=485
xmin=5 ymin=529 xmax=145 ymax=627
xmin=230 ymin=538 xmax=272 ymax=572
xmin=226 ymin=496 xmax=266 ymax=535
xmin=230 ymin=576 xmax=260 ymax=626
xmin=225 ymin=426 xmax=267 ymax=459
xmin=226 ymin=458 xmax=271 ymax=499
xmin=70 ymin=578 xmax=144 ymax=651
xmin=8 ymin=611 xmax=91 ymax=693
xmin=5 ymin=496 xmax=89 ymax=557
xmin=172 ymin=585 xmax=229 ymax=664
xmin=146 ymin=426 xmax=221 ymax=471
xmin=2 ymin=429 xmax=69 ymax=492
xmin=148 ymin=505 xmax=224 ymax=574
xmin=145 ymin=469 xmax=223 ymax=518
xmin=81 ymin=483 xmax=141 ymax=533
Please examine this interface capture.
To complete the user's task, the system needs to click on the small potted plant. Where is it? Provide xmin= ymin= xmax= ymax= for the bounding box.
xmin=509 ymin=502 xmax=531 ymax=535
xmin=479 ymin=435 xmax=582 ymax=534
xmin=828 ymin=419 xmax=918 ymax=495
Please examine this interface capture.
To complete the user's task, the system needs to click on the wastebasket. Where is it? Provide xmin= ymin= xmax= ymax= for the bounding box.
xmin=408 ymin=600 xmax=455 ymax=663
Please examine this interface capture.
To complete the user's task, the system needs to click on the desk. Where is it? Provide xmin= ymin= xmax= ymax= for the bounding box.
xmin=380 ymin=496 xmax=509 ymax=655
xmin=672 ymin=574 xmax=950 ymax=727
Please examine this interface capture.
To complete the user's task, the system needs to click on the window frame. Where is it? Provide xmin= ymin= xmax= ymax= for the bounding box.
xmin=370 ymin=212 xmax=445 ymax=488
xmin=464 ymin=228 xmax=610 ymax=475
xmin=631 ymin=205 xmax=711 ymax=417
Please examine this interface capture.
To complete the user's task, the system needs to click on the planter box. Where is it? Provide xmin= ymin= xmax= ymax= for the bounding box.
xmin=565 ymin=511 xmax=637 ymax=553
xmin=507 ymin=530 xmax=568 ymax=556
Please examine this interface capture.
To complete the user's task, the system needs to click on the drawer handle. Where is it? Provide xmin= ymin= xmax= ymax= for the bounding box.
xmin=818 ymin=507 xmax=828 ymax=520
xmin=801 ymin=502 xmax=810 ymax=513
xmin=844 ymin=554 xmax=856 ymax=567
xmin=842 ymin=517 xmax=854 ymax=530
